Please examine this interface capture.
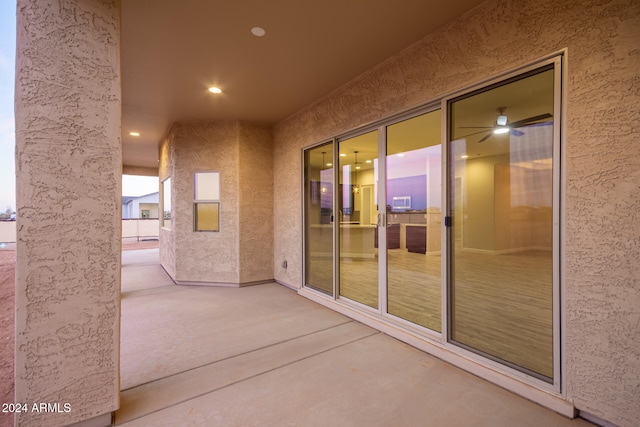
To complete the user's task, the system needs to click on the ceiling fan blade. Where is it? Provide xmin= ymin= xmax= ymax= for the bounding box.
xmin=458 ymin=129 xmax=492 ymax=139
xmin=458 ymin=126 xmax=493 ymax=129
xmin=510 ymin=129 xmax=525 ymax=137
xmin=508 ymin=113 xmax=553 ymax=128
xmin=478 ymin=133 xmax=492 ymax=143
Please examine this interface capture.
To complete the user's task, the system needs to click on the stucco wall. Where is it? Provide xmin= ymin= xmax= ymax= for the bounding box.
xmin=159 ymin=134 xmax=176 ymax=279
xmin=173 ymin=122 xmax=241 ymax=283
xmin=159 ymin=121 xmax=275 ymax=285
xmin=238 ymin=124 xmax=275 ymax=283
xmin=123 ymin=165 xmax=158 ymax=176
xmin=272 ymin=0 xmax=640 ymax=425
xmin=14 ymin=0 xmax=121 ymax=425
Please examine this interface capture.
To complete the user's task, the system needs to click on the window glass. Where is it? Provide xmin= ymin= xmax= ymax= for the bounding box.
xmin=194 ymin=171 xmax=220 ymax=232
xmin=195 ymin=202 xmax=219 ymax=232
xmin=386 ymin=109 xmax=442 ymax=332
xmin=304 ymin=143 xmax=334 ymax=295
xmin=162 ymin=177 xmax=171 ymax=229
xmin=195 ymin=172 xmax=220 ymax=200
xmin=448 ymin=65 xmax=555 ymax=380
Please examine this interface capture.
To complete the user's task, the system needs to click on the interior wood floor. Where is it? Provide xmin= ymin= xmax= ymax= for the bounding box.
xmin=308 ymin=248 xmax=553 ymax=379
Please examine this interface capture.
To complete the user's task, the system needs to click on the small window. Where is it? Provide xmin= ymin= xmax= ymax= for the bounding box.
xmin=194 ymin=172 xmax=220 ymax=232
xmin=162 ymin=177 xmax=171 ymax=229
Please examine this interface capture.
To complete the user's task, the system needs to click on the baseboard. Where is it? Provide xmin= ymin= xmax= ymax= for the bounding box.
xmin=462 ymin=246 xmax=552 ymax=255
xmin=175 ymin=279 xmax=274 ymax=288
xmin=66 ymin=412 xmax=112 ymax=427
xmin=578 ymin=410 xmax=620 ymax=427
xmin=275 ymin=279 xmax=300 ymax=291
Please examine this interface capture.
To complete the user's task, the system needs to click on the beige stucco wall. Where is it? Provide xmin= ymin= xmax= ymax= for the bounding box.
xmin=160 ymin=121 xmax=274 ymax=285
xmin=0 ymin=221 xmax=16 ymax=243
xmin=14 ymin=0 xmax=122 ymax=425
xmin=159 ymin=133 xmax=176 ymax=279
xmin=272 ymin=0 xmax=640 ymax=425
xmin=122 ymin=219 xmax=160 ymax=239
xmin=123 ymin=165 xmax=158 ymax=176
xmin=239 ymin=124 xmax=274 ymax=283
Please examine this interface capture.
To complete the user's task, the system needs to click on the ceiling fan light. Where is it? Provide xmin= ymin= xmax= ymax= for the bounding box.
xmin=493 ymin=126 xmax=510 ymax=134
xmin=496 ymin=115 xmax=508 ymax=126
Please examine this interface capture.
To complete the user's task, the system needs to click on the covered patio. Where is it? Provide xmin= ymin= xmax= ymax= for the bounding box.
xmin=117 ymin=249 xmax=591 ymax=426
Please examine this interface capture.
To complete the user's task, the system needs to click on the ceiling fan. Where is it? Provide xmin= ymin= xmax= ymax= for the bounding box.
xmin=458 ymin=107 xmax=553 ymax=143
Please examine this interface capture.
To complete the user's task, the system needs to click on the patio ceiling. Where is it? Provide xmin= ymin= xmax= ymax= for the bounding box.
xmin=121 ymin=0 xmax=487 ymax=168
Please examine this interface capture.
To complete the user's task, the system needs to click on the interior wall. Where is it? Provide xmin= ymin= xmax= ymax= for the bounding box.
xmin=14 ymin=0 xmax=122 ymax=425
xmin=272 ymin=0 xmax=640 ymax=425
xmin=463 ymin=155 xmax=497 ymax=251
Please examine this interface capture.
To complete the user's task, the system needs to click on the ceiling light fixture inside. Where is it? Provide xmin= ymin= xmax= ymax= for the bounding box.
xmin=493 ymin=126 xmax=509 ymax=134
xmin=251 ymin=27 xmax=266 ymax=37
xmin=208 ymin=87 xmax=222 ymax=94
xmin=129 ymin=132 xmax=140 ymax=137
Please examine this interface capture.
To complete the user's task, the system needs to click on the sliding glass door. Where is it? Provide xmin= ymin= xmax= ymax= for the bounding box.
xmin=304 ymin=112 xmax=443 ymax=330
xmin=338 ymin=131 xmax=379 ymax=309
xmin=447 ymin=63 xmax=559 ymax=381
xmin=302 ymin=56 xmax=561 ymax=386
xmin=385 ymin=110 xmax=442 ymax=331
xmin=304 ymin=142 xmax=334 ymax=295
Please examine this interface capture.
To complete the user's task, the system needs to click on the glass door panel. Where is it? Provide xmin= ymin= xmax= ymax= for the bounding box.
xmin=386 ymin=110 xmax=442 ymax=331
xmin=448 ymin=66 xmax=555 ymax=380
xmin=304 ymin=142 xmax=334 ymax=295
xmin=338 ymin=131 xmax=379 ymax=308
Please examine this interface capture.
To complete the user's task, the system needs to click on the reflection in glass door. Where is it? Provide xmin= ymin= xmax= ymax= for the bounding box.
xmin=386 ymin=110 xmax=442 ymax=331
xmin=448 ymin=64 xmax=557 ymax=380
xmin=304 ymin=142 xmax=334 ymax=295
xmin=338 ymin=131 xmax=379 ymax=308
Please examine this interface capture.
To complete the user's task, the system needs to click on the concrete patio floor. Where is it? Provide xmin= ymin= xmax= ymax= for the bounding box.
xmin=117 ymin=249 xmax=592 ymax=427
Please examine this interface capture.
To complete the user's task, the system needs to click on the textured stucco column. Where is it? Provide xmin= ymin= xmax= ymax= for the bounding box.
xmin=15 ymin=1 xmax=121 ymax=426
xmin=159 ymin=121 xmax=274 ymax=285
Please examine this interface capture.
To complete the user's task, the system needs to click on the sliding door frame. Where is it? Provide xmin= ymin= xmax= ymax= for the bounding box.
xmin=301 ymin=50 xmax=566 ymax=399
xmin=442 ymin=55 xmax=563 ymax=391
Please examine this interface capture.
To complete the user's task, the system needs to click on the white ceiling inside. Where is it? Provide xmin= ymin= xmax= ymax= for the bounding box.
xmin=121 ymin=0 xmax=488 ymax=169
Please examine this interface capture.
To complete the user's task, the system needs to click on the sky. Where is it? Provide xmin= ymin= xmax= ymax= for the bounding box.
xmin=0 ymin=4 xmax=157 ymax=210
xmin=0 ymin=2 xmax=16 ymax=213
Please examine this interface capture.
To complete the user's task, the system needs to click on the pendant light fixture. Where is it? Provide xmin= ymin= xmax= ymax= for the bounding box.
xmin=321 ymin=152 xmax=327 ymax=193
xmin=352 ymin=151 xmax=360 ymax=194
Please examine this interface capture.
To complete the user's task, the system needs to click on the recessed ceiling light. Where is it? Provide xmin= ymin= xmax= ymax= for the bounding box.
xmin=461 ymin=155 xmax=469 ymax=159
xmin=251 ymin=27 xmax=266 ymax=37
xmin=339 ymin=153 xmax=346 ymax=157
xmin=208 ymin=87 xmax=222 ymax=94
xmin=129 ymin=132 xmax=140 ymax=137
xmin=365 ymin=160 xmax=372 ymax=164
xmin=326 ymin=163 xmax=332 ymax=167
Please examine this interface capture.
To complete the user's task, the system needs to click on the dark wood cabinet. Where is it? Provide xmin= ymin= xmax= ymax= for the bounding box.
xmin=406 ymin=225 xmax=426 ymax=254
xmin=374 ymin=223 xmax=400 ymax=249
